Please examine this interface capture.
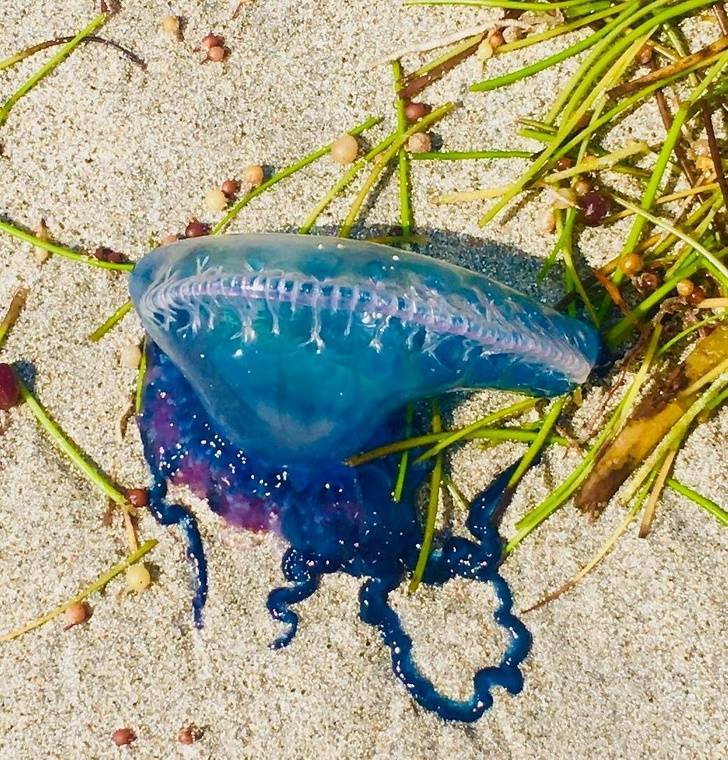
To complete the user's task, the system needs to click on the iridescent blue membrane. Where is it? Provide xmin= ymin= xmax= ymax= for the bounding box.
xmin=130 ymin=234 xmax=600 ymax=722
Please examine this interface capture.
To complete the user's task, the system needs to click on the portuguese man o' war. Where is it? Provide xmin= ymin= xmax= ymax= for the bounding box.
xmin=129 ymin=233 xmax=600 ymax=722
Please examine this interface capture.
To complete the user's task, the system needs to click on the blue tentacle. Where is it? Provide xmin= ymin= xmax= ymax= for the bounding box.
xmin=358 ymin=474 xmax=531 ymax=722
xmin=148 ymin=479 xmax=208 ymax=628
xmin=267 ymin=548 xmax=323 ymax=649
xmin=359 ymin=541 xmax=530 ymax=721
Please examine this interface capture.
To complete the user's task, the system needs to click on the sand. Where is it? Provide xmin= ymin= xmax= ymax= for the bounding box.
xmin=0 ymin=1 xmax=726 ymax=758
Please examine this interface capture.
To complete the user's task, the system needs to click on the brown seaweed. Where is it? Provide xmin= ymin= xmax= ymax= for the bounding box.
xmin=575 ymin=325 xmax=728 ymax=515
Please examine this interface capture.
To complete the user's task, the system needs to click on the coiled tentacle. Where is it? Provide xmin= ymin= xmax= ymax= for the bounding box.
xmin=267 ymin=547 xmax=323 ymax=649
xmin=357 ymin=467 xmax=530 ymax=722
xmin=359 ymin=536 xmax=530 ymax=722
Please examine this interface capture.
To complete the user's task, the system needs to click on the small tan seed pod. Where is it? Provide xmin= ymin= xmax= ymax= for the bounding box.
xmin=637 ymin=44 xmax=653 ymax=65
xmin=406 ymin=132 xmax=432 ymax=154
xmin=162 ymin=15 xmax=181 ymax=39
xmin=574 ymin=178 xmax=592 ymax=197
xmin=243 ymin=164 xmax=265 ymax=187
xmin=551 ymin=187 xmax=577 ymax=209
xmin=126 ymin=563 xmax=152 ymax=593
xmin=330 ymin=134 xmax=359 ymax=165
xmin=205 ymin=188 xmax=228 ymax=212
xmin=676 ymin=278 xmax=695 ymax=297
xmin=487 ymin=28 xmax=505 ymax=50
xmin=119 ymin=342 xmax=142 ymax=369
xmin=34 ymin=219 xmax=51 ymax=264
xmin=538 ymin=208 xmax=556 ymax=234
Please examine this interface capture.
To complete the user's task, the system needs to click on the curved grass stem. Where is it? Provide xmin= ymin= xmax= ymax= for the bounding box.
xmin=340 ymin=103 xmax=455 ymax=236
xmin=657 ymin=315 xmax=725 ymax=356
xmin=409 ymin=400 xmax=442 ymax=593
xmin=0 ymin=34 xmax=146 ymax=72
xmin=347 ymin=426 xmax=565 ymax=466
xmin=667 ymin=478 xmax=728 ymax=525
xmin=0 ymin=540 xmax=157 ymax=642
xmin=506 ymin=396 xmax=566 ymax=491
xmin=17 ymin=375 xmax=128 ymax=506
xmin=414 ymin=397 xmax=536 ymax=464
xmin=0 ymin=219 xmax=134 ymax=272
xmin=88 ymin=300 xmax=133 ymax=342
xmin=0 ymin=13 xmax=108 ymax=128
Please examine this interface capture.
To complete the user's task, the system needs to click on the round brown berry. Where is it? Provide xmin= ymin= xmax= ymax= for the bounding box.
xmin=578 ymin=191 xmax=610 ymax=226
xmin=127 ymin=488 xmax=149 ymax=508
xmin=403 ymin=102 xmax=430 ymax=123
xmin=687 ymin=286 xmax=706 ymax=306
xmin=111 ymin=728 xmax=136 ymax=746
xmin=185 ymin=220 xmax=210 ymax=238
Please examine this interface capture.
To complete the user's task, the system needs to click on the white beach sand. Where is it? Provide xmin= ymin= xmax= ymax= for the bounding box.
xmin=0 ymin=1 xmax=726 ymax=758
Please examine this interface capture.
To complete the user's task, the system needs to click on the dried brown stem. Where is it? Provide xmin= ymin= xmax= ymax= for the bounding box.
xmin=1 ymin=35 xmax=147 ymax=71
xmin=593 ymin=269 xmax=636 ymax=319
xmin=700 ymin=100 xmax=728 ymax=210
xmin=606 ymin=36 xmax=728 ymax=100
xmin=638 ymin=449 xmax=677 ymax=537
xmin=0 ymin=287 xmax=28 ymax=350
xmin=714 ymin=3 xmax=728 ymax=35
xmin=651 ymin=59 xmax=699 ymax=187
xmin=398 ymin=34 xmax=484 ymax=101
